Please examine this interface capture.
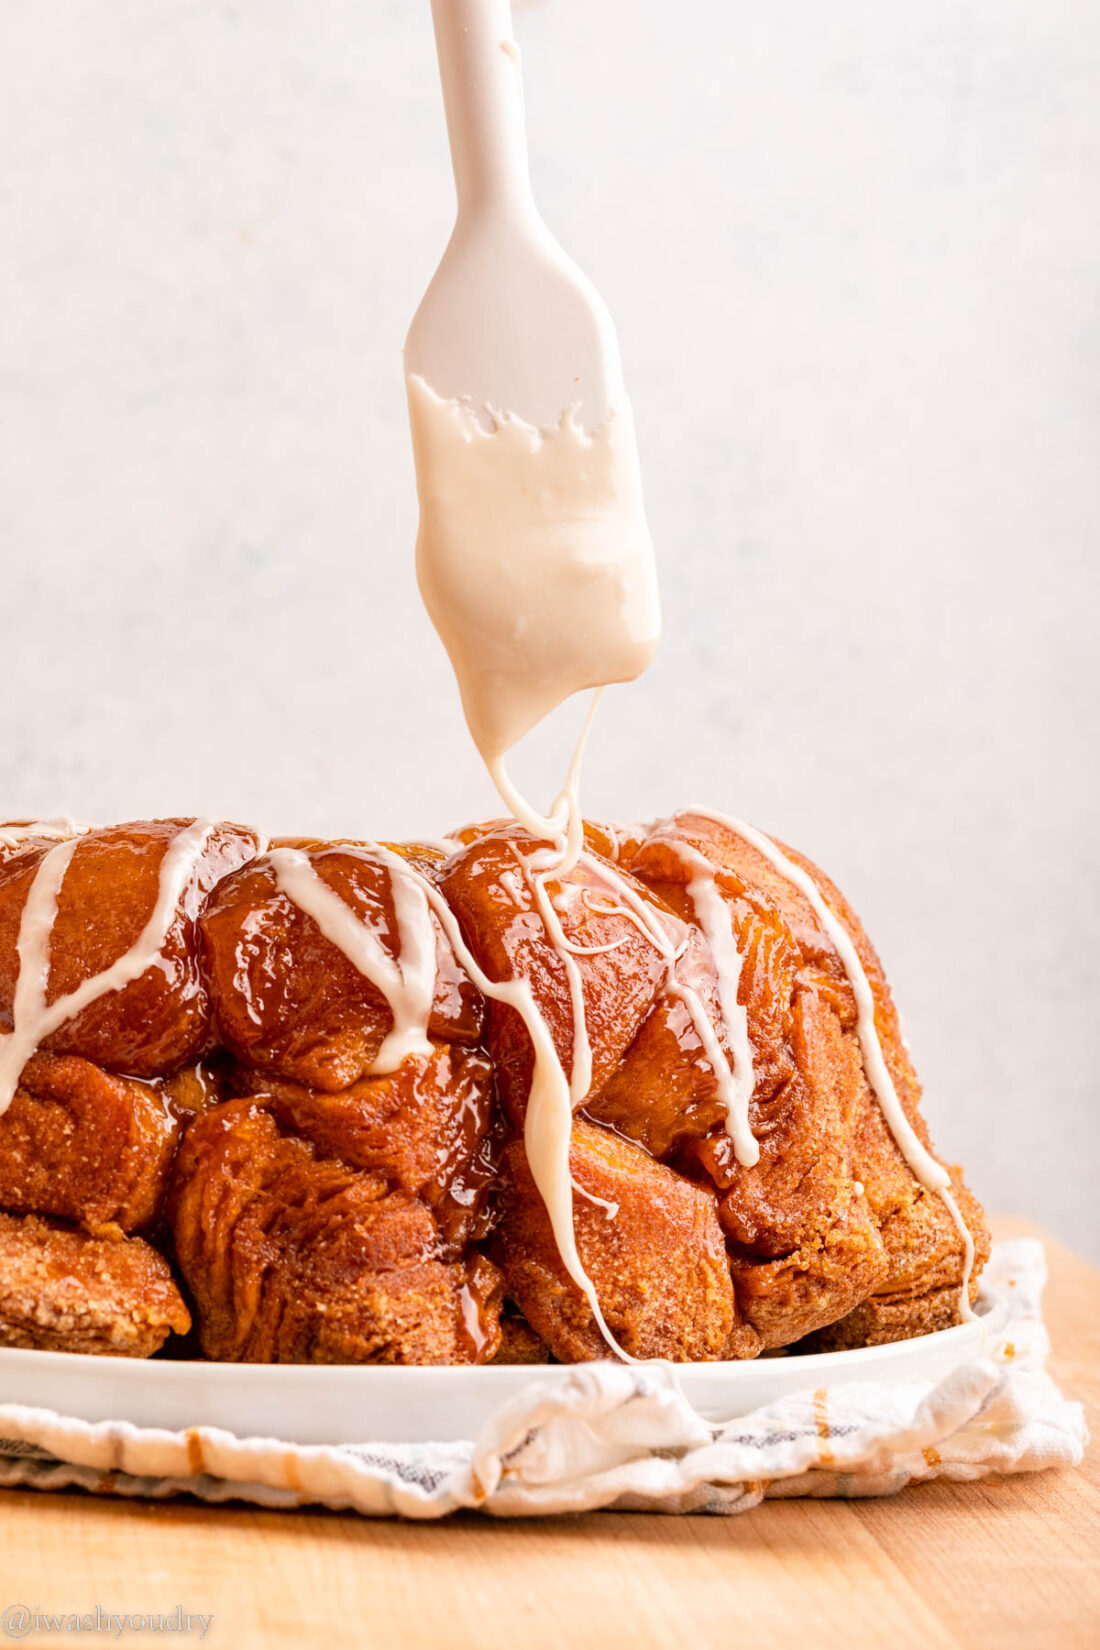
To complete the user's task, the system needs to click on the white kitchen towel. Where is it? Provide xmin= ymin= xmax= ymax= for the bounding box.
xmin=0 ymin=1239 xmax=1085 ymax=1518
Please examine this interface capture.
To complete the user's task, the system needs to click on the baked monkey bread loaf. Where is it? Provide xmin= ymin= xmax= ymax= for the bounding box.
xmin=0 ymin=813 xmax=988 ymax=1364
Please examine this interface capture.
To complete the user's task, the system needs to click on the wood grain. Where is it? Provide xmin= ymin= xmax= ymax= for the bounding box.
xmin=0 ymin=1218 xmax=1094 ymax=1650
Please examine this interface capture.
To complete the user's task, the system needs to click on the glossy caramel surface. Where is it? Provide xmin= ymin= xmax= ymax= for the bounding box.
xmin=0 ymin=814 xmax=989 ymax=1366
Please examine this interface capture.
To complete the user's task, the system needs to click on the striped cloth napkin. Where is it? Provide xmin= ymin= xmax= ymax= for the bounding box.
xmin=0 ymin=1239 xmax=1085 ymax=1519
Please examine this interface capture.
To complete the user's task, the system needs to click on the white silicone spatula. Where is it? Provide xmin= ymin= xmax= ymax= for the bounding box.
xmin=405 ymin=0 xmax=625 ymax=430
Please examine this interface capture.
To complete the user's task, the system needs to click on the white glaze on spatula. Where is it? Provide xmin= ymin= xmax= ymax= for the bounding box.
xmin=409 ymin=376 xmax=659 ymax=776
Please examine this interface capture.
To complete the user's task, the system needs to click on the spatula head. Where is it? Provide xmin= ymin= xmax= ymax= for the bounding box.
xmin=405 ymin=213 xmax=625 ymax=431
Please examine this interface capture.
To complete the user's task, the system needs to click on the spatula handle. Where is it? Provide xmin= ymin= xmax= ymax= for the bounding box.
xmin=429 ymin=0 xmax=535 ymax=220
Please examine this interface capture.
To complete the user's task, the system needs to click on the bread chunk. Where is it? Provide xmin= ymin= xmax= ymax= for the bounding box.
xmin=170 ymin=1097 xmax=502 ymax=1364
xmin=494 ymin=1119 xmax=757 ymax=1362
xmin=0 ymin=1211 xmax=189 ymax=1357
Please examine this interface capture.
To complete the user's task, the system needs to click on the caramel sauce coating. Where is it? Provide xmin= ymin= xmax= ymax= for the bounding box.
xmin=226 ymin=1044 xmax=497 ymax=1254
xmin=626 ymin=812 xmax=989 ymax=1345
xmin=584 ymin=924 xmax=730 ymax=1157
xmin=201 ymin=845 xmax=482 ymax=1091
xmin=169 ymin=1097 xmax=503 ymax=1364
xmin=0 ymin=812 xmax=989 ymax=1364
xmin=0 ymin=820 xmax=260 ymax=1077
xmin=438 ymin=823 xmax=674 ymax=1124
xmin=0 ymin=1054 xmax=182 ymax=1234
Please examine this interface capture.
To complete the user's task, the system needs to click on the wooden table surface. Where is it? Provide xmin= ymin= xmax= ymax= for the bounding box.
xmin=0 ymin=1217 xmax=1095 ymax=1649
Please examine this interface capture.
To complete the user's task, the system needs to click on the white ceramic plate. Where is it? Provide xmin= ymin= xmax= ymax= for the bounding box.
xmin=0 ymin=1295 xmax=1006 ymax=1445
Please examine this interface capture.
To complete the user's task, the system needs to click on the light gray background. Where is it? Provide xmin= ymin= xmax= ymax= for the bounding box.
xmin=0 ymin=3 xmax=1096 ymax=1256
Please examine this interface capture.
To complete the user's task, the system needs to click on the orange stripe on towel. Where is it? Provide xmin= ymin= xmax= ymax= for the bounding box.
xmin=184 ymin=1428 xmax=206 ymax=1476
xmin=813 ymin=1388 xmax=835 ymax=1466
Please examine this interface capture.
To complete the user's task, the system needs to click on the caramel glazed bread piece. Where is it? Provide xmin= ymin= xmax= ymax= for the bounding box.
xmin=0 ymin=813 xmax=988 ymax=1365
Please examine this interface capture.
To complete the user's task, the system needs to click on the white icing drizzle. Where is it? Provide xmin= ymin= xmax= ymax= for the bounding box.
xmin=687 ymin=806 xmax=975 ymax=1321
xmin=414 ymin=835 xmax=463 ymax=857
xmin=267 ymin=845 xmax=437 ymax=1075
xmin=661 ymin=840 xmax=758 ymax=1167
xmin=571 ymin=848 xmax=761 ymax=1170
xmin=408 ymin=373 xmax=660 ymax=777
xmin=487 ymin=686 xmax=602 ymax=876
xmin=574 ymin=1185 xmax=619 ymax=1218
xmin=0 ymin=818 xmax=95 ymax=852
xmin=519 ymin=851 xmax=592 ymax=1106
xmin=491 ymin=817 xmax=770 ymax=1347
xmin=520 ymin=850 xmax=620 ymax=1215
xmin=597 ymin=821 xmax=647 ymax=865
xmin=272 ymin=821 xmax=635 ymax=1354
xmin=602 ymin=825 xmax=624 ymax=863
xmin=0 ymin=818 xmax=217 ymax=1116
xmin=938 ymin=1185 xmax=975 ymax=1311
xmin=388 ymin=854 xmax=632 ymax=1358
xmin=549 ymin=895 xmax=629 ymax=957
xmin=503 ymin=804 xmax=765 ymax=1289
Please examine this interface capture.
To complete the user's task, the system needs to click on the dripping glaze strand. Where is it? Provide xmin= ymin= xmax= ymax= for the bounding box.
xmin=386 ymin=851 xmax=637 ymax=1361
xmin=573 ymin=848 xmax=760 ymax=1170
xmin=686 ymin=805 xmax=976 ymax=1322
xmin=268 ymin=826 xmax=761 ymax=1359
xmin=660 ymin=839 xmax=758 ymax=1168
xmin=479 ymin=830 xmax=763 ymax=1353
xmin=264 ymin=839 xmax=633 ymax=1355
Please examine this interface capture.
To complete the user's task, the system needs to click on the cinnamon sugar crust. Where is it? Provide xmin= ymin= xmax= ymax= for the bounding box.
xmin=0 ymin=815 xmax=988 ymax=1365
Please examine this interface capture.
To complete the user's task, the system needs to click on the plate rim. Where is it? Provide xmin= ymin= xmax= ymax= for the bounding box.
xmin=0 ymin=1292 xmax=1007 ymax=1387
